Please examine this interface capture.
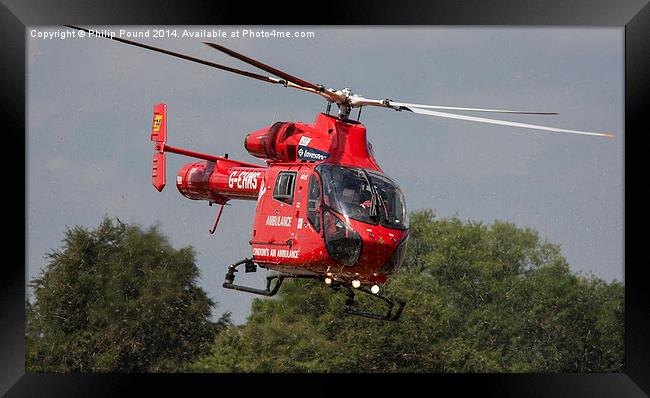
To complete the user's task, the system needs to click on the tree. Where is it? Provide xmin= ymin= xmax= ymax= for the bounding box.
xmin=27 ymin=217 xmax=227 ymax=372
xmin=191 ymin=209 xmax=624 ymax=373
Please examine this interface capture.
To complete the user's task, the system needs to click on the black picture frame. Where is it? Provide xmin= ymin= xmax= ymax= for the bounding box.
xmin=3 ymin=0 xmax=648 ymax=396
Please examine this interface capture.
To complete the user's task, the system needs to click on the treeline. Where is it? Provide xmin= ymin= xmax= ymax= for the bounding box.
xmin=27 ymin=211 xmax=624 ymax=372
xmin=26 ymin=219 xmax=229 ymax=372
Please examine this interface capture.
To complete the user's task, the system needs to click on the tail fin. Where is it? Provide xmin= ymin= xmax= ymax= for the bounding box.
xmin=151 ymin=103 xmax=167 ymax=192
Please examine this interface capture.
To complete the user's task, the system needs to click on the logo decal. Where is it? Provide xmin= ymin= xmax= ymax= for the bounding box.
xmin=153 ymin=114 xmax=163 ymax=132
xmin=297 ymin=145 xmax=330 ymax=161
xmin=298 ymin=136 xmax=312 ymax=146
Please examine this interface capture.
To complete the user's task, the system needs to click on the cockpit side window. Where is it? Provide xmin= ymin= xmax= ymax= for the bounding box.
xmin=307 ymin=174 xmax=321 ymax=232
xmin=273 ymin=171 xmax=296 ymax=205
xmin=367 ymin=171 xmax=409 ymax=230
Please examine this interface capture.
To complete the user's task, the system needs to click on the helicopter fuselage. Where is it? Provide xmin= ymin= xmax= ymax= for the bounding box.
xmin=156 ymin=108 xmax=409 ymax=288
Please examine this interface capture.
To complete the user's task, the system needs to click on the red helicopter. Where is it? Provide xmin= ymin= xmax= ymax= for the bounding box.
xmin=66 ymin=26 xmax=612 ymax=321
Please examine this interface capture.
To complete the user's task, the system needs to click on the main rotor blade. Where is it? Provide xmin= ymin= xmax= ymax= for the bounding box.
xmin=349 ymin=96 xmax=556 ymax=115
xmin=64 ymin=25 xmax=284 ymax=85
xmin=405 ymin=107 xmax=613 ymax=138
xmin=390 ymin=102 xmax=558 ymax=115
xmin=203 ymin=42 xmax=322 ymax=92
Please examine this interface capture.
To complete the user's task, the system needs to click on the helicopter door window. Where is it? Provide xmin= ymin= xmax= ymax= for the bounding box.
xmin=307 ymin=174 xmax=322 ymax=232
xmin=273 ymin=171 xmax=297 ymax=205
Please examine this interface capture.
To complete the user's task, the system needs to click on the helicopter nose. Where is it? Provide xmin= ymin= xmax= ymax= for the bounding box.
xmin=357 ymin=227 xmax=406 ymax=270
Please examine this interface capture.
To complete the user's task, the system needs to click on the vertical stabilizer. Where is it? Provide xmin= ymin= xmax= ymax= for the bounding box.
xmin=151 ymin=103 xmax=167 ymax=192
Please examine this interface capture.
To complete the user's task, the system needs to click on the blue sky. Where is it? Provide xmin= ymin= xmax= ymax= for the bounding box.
xmin=27 ymin=27 xmax=623 ymax=324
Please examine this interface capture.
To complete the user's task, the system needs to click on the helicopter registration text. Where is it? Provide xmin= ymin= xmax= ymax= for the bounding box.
xmin=228 ymin=171 xmax=262 ymax=190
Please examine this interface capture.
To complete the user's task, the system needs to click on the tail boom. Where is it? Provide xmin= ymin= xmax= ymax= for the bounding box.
xmin=150 ymin=103 xmax=266 ymax=203
xmin=176 ymin=162 xmax=266 ymax=203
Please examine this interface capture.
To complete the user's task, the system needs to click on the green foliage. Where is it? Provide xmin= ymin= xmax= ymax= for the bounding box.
xmin=27 ymin=217 xmax=227 ymax=372
xmin=191 ymin=209 xmax=624 ymax=373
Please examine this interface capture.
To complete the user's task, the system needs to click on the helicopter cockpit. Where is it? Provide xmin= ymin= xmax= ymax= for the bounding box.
xmin=315 ymin=164 xmax=409 ymax=231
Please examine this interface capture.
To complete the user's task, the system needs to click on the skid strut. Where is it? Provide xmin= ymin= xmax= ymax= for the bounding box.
xmin=222 ymin=258 xmax=318 ymax=296
xmin=223 ymin=259 xmax=285 ymax=296
xmin=341 ymin=285 xmax=406 ymax=322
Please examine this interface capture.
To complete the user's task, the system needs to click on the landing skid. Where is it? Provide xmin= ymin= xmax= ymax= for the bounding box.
xmin=223 ymin=258 xmax=286 ymax=296
xmin=222 ymin=258 xmax=406 ymax=321
xmin=223 ymin=258 xmax=315 ymax=296
xmin=341 ymin=285 xmax=406 ymax=322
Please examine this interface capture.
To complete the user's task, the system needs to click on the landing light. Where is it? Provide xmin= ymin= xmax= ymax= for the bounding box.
xmin=352 ymin=280 xmax=361 ymax=288
xmin=325 ymin=277 xmax=332 ymax=285
xmin=371 ymin=285 xmax=380 ymax=294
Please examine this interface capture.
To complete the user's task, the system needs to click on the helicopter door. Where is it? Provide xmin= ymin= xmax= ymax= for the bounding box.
xmin=252 ymin=166 xmax=299 ymax=262
xmin=291 ymin=166 xmax=320 ymax=238
xmin=291 ymin=170 xmax=324 ymax=265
